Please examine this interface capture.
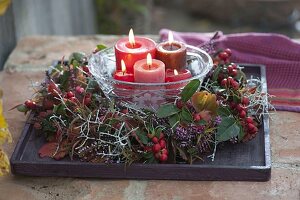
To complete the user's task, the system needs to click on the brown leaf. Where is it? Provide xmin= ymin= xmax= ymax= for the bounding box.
xmin=191 ymin=91 xmax=218 ymax=114
xmin=38 ymin=142 xmax=59 ymax=158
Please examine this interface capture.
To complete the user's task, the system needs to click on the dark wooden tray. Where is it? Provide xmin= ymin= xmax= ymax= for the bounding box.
xmin=10 ymin=64 xmax=271 ymax=181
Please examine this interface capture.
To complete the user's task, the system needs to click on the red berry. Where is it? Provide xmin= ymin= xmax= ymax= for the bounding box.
xmin=236 ymin=104 xmax=244 ymax=112
xmin=70 ymin=97 xmax=78 ymax=103
xmin=155 ymin=152 xmax=161 ymax=159
xmin=227 ymin=76 xmax=234 ymax=86
xmin=239 ymin=110 xmax=246 ymax=118
xmin=231 ymin=81 xmax=239 ymax=90
xmin=227 ymin=65 xmax=233 ymax=73
xmin=38 ymin=111 xmax=47 ymax=118
xmin=33 ymin=122 xmax=42 ymax=130
xmin=230 ymin=69 xmax=238 ymax=77
xmin=83 ymin=97 xmax=91 ymax=106
xmin=144 ymin=146 xmax=152 ymax=152
xmin=25 ymin=100 xmax=33 ymax=108
xmin=231 ymin=63 xmax=238 ymax=69
xmin=219 ymin=52 xmax=229 ymax=61
xmin=121 ymin=108 xmax=128 ymax=114
xmin=249 ymin=126 xmax=258 ymax=134
xmin=229 ymin=102 xmax=237 ymax=109
xmin=224 ymin=48 xmax=232 ymax=57
xmin=76 ymin=86 xmax=84 ymax=94
xmin=242 ymin=97 xmax=250 ymax=106
xmin=176 ymin=100 xmax=183 ymax=109
xmin=66 ymin=91 xmax=74 ymax=98
xmin=247 ymin=123 xmax=255 ymax=131
xmin=221 ymin=78 xmax=228 ymax=87
xmin=161 ymin=148 xmax=168 ymax=155
xmin=152 ymin=137 xmax=159 ymax=144
xmin=47 ymin=82 xmax=60 ymax=97
xmin=159 ymin=132 xmax=164 ymax=140
xmin=82 ymin=66 xmax=89 ymax=73
xmin=245 ymin=117 xmax=254 ymax=124
xmin=193 ymin=113 xmax=201 ymax=122
xmin=159 ymin=154 xmax=168 ymax=162
xmin=159 ymin=139 xmax=166 ymax=149
xmin=152 ymin=144 xmax=161 ymax=153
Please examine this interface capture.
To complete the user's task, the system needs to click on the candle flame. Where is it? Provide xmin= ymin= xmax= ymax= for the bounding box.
xmin=174 ymin=69 xmax=178 ymax=76
xmin=168 ymin=31 xmax=174 ymax=46
xmin=121 ymin=60 xmax=126 ymax=73
xmin=147 ymin=53 xmax=152 ymax=67
xmin=129 ymin=28 xmax=135 ymax=46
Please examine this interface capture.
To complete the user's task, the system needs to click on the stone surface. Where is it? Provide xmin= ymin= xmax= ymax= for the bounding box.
xmin=0 ymin=36 xmax=299 ymax=200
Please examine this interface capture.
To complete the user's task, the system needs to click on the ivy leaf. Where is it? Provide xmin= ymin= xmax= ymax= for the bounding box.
xmin=135 ymin=129 xmax=148 ymax=145
xmin=96 ymin=44 xmax=107 ymax=51
xmin=216 ymin=116 xmax=240 ymax=142
xmin=180 ymin=79 xmax=200 ymax=102
xmin=156 ymin=104 xmax=180 ymax=118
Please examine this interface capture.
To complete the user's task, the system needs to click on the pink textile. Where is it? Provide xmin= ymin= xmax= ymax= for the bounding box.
xmin=160 ymin=29 xmax=300 ymax=111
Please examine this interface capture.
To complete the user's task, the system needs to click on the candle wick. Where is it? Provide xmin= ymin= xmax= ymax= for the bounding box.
xmin=148 ymin=64 xmax=151 ymax=70
xmin=123 ymin=71 xmax=125 ymax=75
xmin=170 ymin=43 xmax=173 ymax=50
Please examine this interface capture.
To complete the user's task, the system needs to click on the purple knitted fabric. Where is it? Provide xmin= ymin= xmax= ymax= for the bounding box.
xmin=160 ymin=29 xmax=300 ymax=111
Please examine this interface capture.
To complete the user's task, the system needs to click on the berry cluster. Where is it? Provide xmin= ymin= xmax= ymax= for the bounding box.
xmin=146 ymin=132 xmax=168 ymax=163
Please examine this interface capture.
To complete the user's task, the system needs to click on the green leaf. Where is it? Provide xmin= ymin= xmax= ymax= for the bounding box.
xmin=212 ymin=66 xmax=222 ymax=81
xmin=180 ymin=79 xmax=200 ymax=102
xmin=59 ymin=70 xmax=70 ymax=91
xmin=53 ymin=104 xmax=66 ymax=116
xmin=16 ymin=104 xmax=29 ymax=112
xmin=181 ymin=107 xmax=193 ymax=123
xmin=135 ymin=129 xmax=148 ymax=145
xmin=176 ymin=146 xmax=188 ymax=161
xmin=217 ymin=106 xmax=232 ymax=117
xmin=216 ymin=116 xmax=240 ymax=142
xmin=168 ymin=114 xmax=179 ymax=129
xmin=68 ymin=52 xmax=86 ymax=65
xmin=156 ymin=104 xmax=180 ymax=118
xmin=196 ymin=119 xmax=206 ymax=126
xmin=237 ymin=124 xmax=245 ymax=141
xmin=41 ymin=119 xmax=56 ymax=133
xmin=96 ymin=44 xmax=107 ymax=51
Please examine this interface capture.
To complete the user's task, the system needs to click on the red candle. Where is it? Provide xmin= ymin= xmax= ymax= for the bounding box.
xmin=113 ymin=60 xmax=134 ymax=82
xmin=165 ymin=69 xmax=192 ymax=89
xmin=156 ymin=31 xmax=187 ymax=71
xmin=115 ymin=29 xmax=156 ymax=73
xmin=134 ymin=53 xmax=165 ymax=83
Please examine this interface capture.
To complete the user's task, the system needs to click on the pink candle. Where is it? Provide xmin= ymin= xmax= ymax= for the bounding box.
xmin=156 ymin=31 xmax=187 ymax=71
xmin=134 ymin=53 xmax=165 ymax=83
xmin=165 ymin=69 xmax=192 ymax=89
xmin=113 ymin=60 xmax=134 ymax=82
xmin=115 ymin=29 xmax=156 ymax=73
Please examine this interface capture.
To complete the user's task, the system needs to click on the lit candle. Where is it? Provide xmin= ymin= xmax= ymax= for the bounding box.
xmin=113 ymin=60 xmax=134 ymax=82
xmin=156 ymin=31 xmax=187 ymax=70
xmin=134 ymin=53 xmax=165 ymax=83
xmin=165 ymin=69 xmax=192 ymax=89
xmin=115 ymin=29 xmax=156 ymax=73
